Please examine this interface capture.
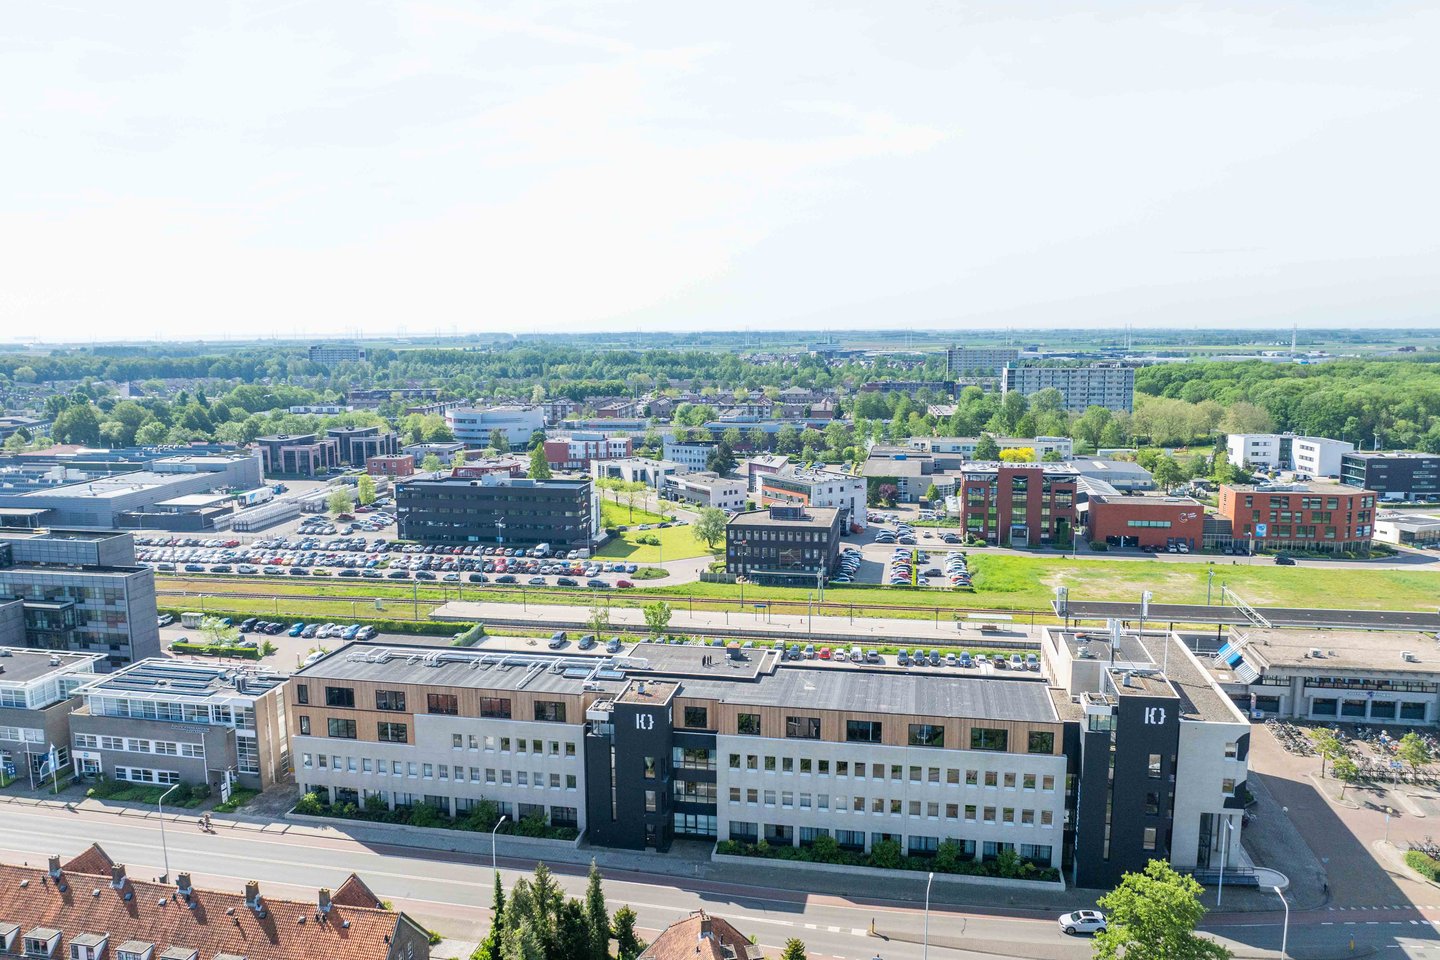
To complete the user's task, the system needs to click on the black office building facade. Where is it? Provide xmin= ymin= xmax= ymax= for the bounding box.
xmin=725 ymin=506 xmax=842 ymax=586
xmin=396 ymin=475 xmax=597 ymax=548
xmin=1341 ymin=452 xmax=1440 ymax=502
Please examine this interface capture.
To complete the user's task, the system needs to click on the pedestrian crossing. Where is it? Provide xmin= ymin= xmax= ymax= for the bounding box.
xmin=1327 ymin=905 xmax=1440 ymax=911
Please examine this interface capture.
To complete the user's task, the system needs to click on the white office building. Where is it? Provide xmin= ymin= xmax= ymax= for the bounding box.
xmin=446 ymin=406 xmax=545 ymax=448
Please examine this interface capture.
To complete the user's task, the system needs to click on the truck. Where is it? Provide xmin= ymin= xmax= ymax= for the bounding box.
xmin=236 ymin=487 xmax=275 ymax=508
xmin=180 ymin=612 xmax=204 ymax=628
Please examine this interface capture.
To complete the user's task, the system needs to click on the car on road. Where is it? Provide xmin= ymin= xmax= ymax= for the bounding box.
xmin=1274 ymin=554 xmax=1296 ymax=565
xmin=156 ymin=614 xmax=174 ymax=627
xmin=1058 ymin=911 xmax=1106 ymax=935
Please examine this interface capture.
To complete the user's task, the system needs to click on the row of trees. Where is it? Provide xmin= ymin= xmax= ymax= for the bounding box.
xmin=473 ymin=862 xmax=643 ymax=960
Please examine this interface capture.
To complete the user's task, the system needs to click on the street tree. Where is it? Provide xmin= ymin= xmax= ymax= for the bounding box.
xmin=588 ymin=601 xmax=611 ymax=636
xmin=327 ymin=489 xmax=353 ymax=516
xmin=1331 ymin=755 xmax=1361 ymax=798
xmin=694 ymin=506 xmax=728 ymax=550
xmin=781 ymin=939 xmax=808 ymax=960
xmin=1399 ymin=732 xmax=1432 ymax=771
xmin=475 ymin=872 xmax=506 ymax=960
xmin=611 ymin=906 xmax=645 ymax=960
xmin=529 ymin=445 xmax=553 ymax=480
xmin=643 ymin=601 xmax=672 ymax=637
xmin=583 ymin=861 xmax=610 ymax=960
xmin=356 ymin=474 xmax=376 ymax=506
xmin=1313 ymin=730 xmax=1343 ymax=778
xmin=1093 ymin=859 xmax=1230 ymax=960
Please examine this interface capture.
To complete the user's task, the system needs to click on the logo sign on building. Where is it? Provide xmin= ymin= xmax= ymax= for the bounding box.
xmin=635 ymin=714 xmax=655 ymax=731
xmin=1143 ymin=706 xmax=1167 ymax=726
xmin=1255 ymin=523 xmax=1268 ymax=537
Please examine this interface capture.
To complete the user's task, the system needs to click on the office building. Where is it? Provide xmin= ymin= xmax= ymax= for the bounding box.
xmin=958 ymin=463 xmax=1079 ymax=547
xmin=1226 ymin=434 xmax=1354 ymax=477
xmin=0 ymin=530 xmax=161 ymax=668
xmin=1374 ymin=512 xmax=1440 ymax=547
xmin=1217 ymin=482 xmax=1375 ymax=552
xmin=1001 ymin=364 xmax=1136 ymax=414
xmin=366 ymin=454 xmax=416 ymax=478
xmin=308 ymin=343 xmax=368 ymax=365
xmin=1340 ymin=451 xmax=1440 ymax=502
xmin=1079 ymin=494 xmax=1205 ymax=550
xmin=1068 ymin=457 xmax=1155 ymax=492
xmin=70 ymin=659 xmax=290 ymax=792
xmin=908 ymin=436 xmax=1074 ymax=461
xmin=662 ymin=438 xmax=717 ymax=471
xmin=945 ymin=346 xmax=1019 ymax=377
xmin=543 ymin=432 xmax=633 ymax=471
xmin=725 ymin=506 xmax=841 ymax=585
xmin=0 ymin=845 xmax=430 ymax=960
xmin=445 ymin=406 xmax=545 ymax=448
xmin=740 ymin=454 xmax=790 ymax=493
xmin=396 ymin=474 xmax=597 ymax=548
xmin=590 ymin=457 xmax=686 ymax=490
xmin=860 ymin=446 xmax=942 ymax=504
xmin=327 ymin=426 xmax=400 ymax=467
xmin=290 ymin=632 xmax=1246 ymax=889
xmin=664 ymin=472 xmax=747 ymax=512
xmin=254 ymin=433 xmax=342 ymax=477
xmin=758 ymin=467 xmax=867 ymax=531
xmin=0 ymin=648 xmax=100 ymax=783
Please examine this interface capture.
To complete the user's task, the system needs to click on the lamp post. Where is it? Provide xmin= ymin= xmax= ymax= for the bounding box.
xmin=491 ymin=814 xmax=509 ymax=873
xmin=157 ymin=782 xmax=180 ymax=883
xmin=923 ymin=871 xmax=934 ymax=960
xmin=1272 ymin=885 xmax=1289 ymax=958
xmin=1217 ymin=816 xmax=1235 ymax=907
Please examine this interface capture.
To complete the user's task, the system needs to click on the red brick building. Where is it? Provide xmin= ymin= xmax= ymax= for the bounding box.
xmin=1082 ymin=494 xmax=1205 ymax=549
xmin=1217 ymin=482 xmax=1376 ymax=552
xmin=959 ymin=462 xmax=1078 ymax=547
xmin=366 ymin=454 xmax=415 ymax=478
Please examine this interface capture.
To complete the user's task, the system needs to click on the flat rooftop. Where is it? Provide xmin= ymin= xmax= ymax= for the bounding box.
xmin=1224 ymin=481 xmax=1370 ymax=494
xmin=78 ymin=659 xmax=288 ymax=701
xmin=1050 ymin=628 xmax=1242 ymax=723
xmin=628 ymin=642 xmax=772 ymax=680
xmin=0 ymin=648 xmax=99 ymax=685
xmin=728 ymin=507 xmax=841 ymax=528
xmin=1241 ymin=628 xmax=1440 ymax=674
xmin=296 ymin=645 xmax=629 ymax=696
xmin=22 ymin=472 xmax=188 ymax=500
xmin=156 ymin=493 xmax=233 ymax=508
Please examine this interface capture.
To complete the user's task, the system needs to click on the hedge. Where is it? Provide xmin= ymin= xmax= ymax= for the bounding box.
xmin=293 ymin=791 xmax=578 ymax=841
xmin=1407 ymin=850 xmax=1440 ymax=881
xmin=715 ymin=837 xmax=1060 ymax=882
xmin=158 ymin=608 xmax=473 ymax=639
xmin=169 ymin=641 xmax=262 ymax=660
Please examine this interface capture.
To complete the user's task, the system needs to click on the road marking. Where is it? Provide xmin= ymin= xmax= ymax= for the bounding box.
xmin=805 ymin=924 xmax=817 ymax=930
xmin=827 ymin=927 xmax=840 ymax=933
xmin=850 ymin=929 xmax=867 ymax=937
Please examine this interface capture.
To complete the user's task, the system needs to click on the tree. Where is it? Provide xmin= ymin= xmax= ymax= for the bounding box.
xmin=611 ymin=905 xmax=644 ymax=960
xmin=1093 ymin=860 xmax=1230 ymax=960
xmin=1152 ymin=454 xmax=1186 ymax=492
xmin=529 ymin=445 xmax=553 ymax=480
xmin=51 ymin=402 xmax=102 ymax=446
xmin=135 ymin=420 xmax=169 ymax=446
xmin=583 ymin=861 xmax=610 ymax=960
xmin=998 ymin=447 xmax=1036 ymax=463
xmin=1399 ymin=732 xmax=1432 ymax=771
xmin=781 ymin=939 xmax=808 ymax=960
xmin=706 ymin=441 xmax=737 ymax=476
xmin=1219 ymin=401 xmax=1275 ymax=436
xmin=924 ymin=483 xmax=940 ymax=503
xmin=356 ymin=474 xmax=377 ymax=506
xmin=489 ymin=429 xmax=512 ymax=454
xmin=973 ymin=434 xmax=1001 ymax=460
xmin=1331 ymin=755 xmax=1361 ymax=797
xmin=422 ymin=453 xmax=444 ymax=474
xmin=1313 ymin=730 xmax=1343 ymax=779
xmin=200 ymin=616 xmax=239 ymax=647
xmin=501 ymin=920 xmax=544 ymax=960
xmin=694 ymin=507 xmax=728 ymax=550
xmin=642 ymin=601 xmax=672 ymax=637
xmin=475 ymin=872 xmax=506 ymax=960
xmin=588 ymin=601 xmax=611 ymax=636
xmin=327 ymin=489 xmax=354 ymax=516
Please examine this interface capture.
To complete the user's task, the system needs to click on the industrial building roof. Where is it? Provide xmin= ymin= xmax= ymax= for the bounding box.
xmin=77 ymin=659 xmax=288 ymax=702
xmin=0 ymin=648 xmax=100 ymax=685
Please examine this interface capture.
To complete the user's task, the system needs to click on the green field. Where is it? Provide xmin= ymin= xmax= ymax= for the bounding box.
xmin=599 ymin=499 xmax=666 ymax=528
xmin=594 ymin=523 xmax=717 ymax=563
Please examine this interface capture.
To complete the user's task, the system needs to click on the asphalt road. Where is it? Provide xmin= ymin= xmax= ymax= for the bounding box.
xmin=0 ymin=805 xmax=1435 ymax=958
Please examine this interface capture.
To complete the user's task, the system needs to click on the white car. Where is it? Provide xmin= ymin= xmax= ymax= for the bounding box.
xmin=1058 ymin=911 xmax=1106 ymax=935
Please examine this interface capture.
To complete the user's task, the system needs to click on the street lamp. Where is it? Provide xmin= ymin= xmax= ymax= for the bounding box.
xmin=491 ymin=814 xmax=509 ymax=873
xmin=1216 ymin=816 xmax=1235 ymax=907
xmin=157 ymin=782 xmax=181 ymax=883
xmin=1272 ymin=885 xmax=1289 ymax=958
xmin=922 ymin=871 xmax=934 ymax=960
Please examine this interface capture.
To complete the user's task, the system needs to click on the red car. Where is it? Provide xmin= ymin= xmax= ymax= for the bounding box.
xmin=615 ymin=579 xmax=634 ymax=589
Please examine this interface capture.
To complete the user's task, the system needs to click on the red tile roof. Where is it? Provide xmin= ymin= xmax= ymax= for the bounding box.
xmin=60 ymin=844 xmax=115 ymax=876
xmin=331 ymin=874 xmax=383 ymax=909
xmin=0 ymin=849 xmax=426 ymax=960
xmin=638 ymin=912 xmax=758 ymax=960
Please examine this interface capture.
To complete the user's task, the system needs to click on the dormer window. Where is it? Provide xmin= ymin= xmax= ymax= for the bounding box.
xmin=23 ymin=927 xmax=61 ymax=958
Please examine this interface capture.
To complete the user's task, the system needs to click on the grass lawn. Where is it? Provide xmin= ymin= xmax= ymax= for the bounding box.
xmin=599 ymin=499 xmax=667 ymax=528
xmin=595 ymin=523 xmax=717 ymax=563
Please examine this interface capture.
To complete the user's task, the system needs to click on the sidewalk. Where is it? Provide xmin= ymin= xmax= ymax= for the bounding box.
xmin=431 ymin=600 xmax=1040 ymax=648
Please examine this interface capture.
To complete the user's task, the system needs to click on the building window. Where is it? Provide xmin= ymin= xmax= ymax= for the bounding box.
xmin=375 ymin=690 xmax=406 ymax=711
xmin=1149 ymin=754 xmax=1163 ymax=778
xmin=1222 ymin=778 xmax=1236 ymax=796
xmin=970 ymin=728 xmax=1008 ymax=751
xmin=846 ymin=720 xmax=882 ymax=743
xmin=378 ymin=722 xmax=408 ymax=744
xmin=534 ymin=701 xmax=567 ymax=723
xmin=295 ymin=684 xmax=309 ymax=705
xmin=1027 ymin=731 xmax=1055 ymax=754
xmin=786 ymin=716 xmax=821 ymax=740
xmin=737 ymin=713 xmax=761 ymax=736
xmin=908 ymin=724 xmax=944 ymax=748
xmin=327 ymin=718 xmax=357 ymax=739
xmin=298 ymin=716 xmax=310 ymax=736
xmin=325 ymin=686 xmax=355 ymax=708
xmin=1143 ymin=827 xmax=1157 ymax=851
xmin=428 ymin=693 xmax=459 ymax=715
xmin=480 ymin=698 xmax=512 ymax=719
xmin=683 ymin=706 xmax=709 ymax=729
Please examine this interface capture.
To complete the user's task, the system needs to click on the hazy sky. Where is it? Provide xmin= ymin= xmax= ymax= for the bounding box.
xmin=3 ymin=1 xmax=1437 ymax=343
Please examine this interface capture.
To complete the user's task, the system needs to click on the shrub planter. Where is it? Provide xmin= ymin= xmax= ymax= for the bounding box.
xmin=286 ymin=809 xmax=582 ymax=854
xmin=711 ymin=848 xmax=1065 ymax=892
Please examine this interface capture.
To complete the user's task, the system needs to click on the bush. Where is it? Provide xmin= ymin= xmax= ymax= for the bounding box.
xmin=1407 ymin=850 xmax=1440 ymax=881
xmin=169 ymin=641 xmax=262 ymax=660
xmin=294 ymin=791 xmax=327 ymax=816
xmin=212 ymin=787 xmax=258 ymax=813
xmin=1089 ymin=541 xmax=1109 ymax=551
xmin=716 ymin=838 xmax=1060 ymax=882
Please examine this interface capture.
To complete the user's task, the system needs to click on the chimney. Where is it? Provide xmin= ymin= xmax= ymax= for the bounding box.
xmin=111 ymin=864 xmax=127 ymax=889
xmin=47 ymin=855 xmax=61 ymax=879
xmin=318 ymin=888 xmax=332 ymax=914
xmin=699 ymin=916 xmax=713 ymax=940
xmin=245 ymin=880 xmax=263 ymax=911
xmin=176 ymin=872 xmax=193 ymax=897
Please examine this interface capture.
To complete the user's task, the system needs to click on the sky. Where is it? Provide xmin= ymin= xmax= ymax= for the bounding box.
xmin=2 ymin=1 xmax=1438 ymax=343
